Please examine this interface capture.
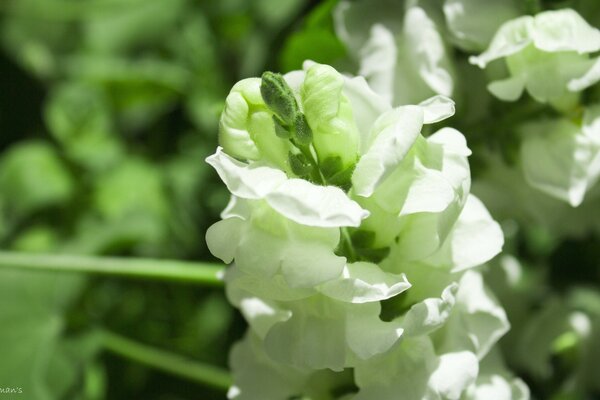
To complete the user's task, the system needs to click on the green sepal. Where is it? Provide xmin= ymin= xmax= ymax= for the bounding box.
xmin=293 ymin=113 xmax=313 ymax=146
xmin=288 ymin=152 xmax=313 ymax=178
xmin=273 ymin=116 xmax=291 ymax=139
xmin=260 ymin=71 xmax=298 ymax=125
xmin=349 ymin=230 xmax=376 ymax=248
xmin=320 ymin=156 xmax=355 ymax=190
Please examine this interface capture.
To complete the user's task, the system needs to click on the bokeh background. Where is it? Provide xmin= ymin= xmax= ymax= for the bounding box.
xmin=0 ymin=0 xmax=339 ymax=398
xmin=1 ymin=0 xmax=600 ymax=399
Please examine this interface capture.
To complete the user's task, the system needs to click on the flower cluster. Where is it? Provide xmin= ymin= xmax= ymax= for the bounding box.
xmin=207 ymin=61 xmax=522 ymax=399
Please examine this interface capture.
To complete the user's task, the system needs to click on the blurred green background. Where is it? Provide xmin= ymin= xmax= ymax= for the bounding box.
xmin=0 ymin=0 xmax=346 ymax=398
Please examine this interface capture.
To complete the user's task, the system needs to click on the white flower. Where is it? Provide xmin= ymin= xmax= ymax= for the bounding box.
xmin=519 ymin=104 xmax=600 ymax=207
xmin=208 ymin=61 xmax=508 ymax=398
xmin=470 ymin=9 xmax=600 ymax=104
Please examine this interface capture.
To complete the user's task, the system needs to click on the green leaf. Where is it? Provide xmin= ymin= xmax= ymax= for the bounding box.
xmin=0 ymin=269 xmax=88 ymax=399
xmin=0 ymin=141 xmax=74 ymax=217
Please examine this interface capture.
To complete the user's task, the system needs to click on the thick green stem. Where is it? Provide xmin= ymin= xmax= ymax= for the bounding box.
xmin=101 ymin=330 xmax=232 ymax=390
xmin=0 ymin=251 xmax=225 ymax=286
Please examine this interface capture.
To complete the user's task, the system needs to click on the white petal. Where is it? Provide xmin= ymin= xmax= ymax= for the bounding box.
xmin=569 ymin=56 xmax=600 ymax=92
xmin=403 ymin=283 xmax=458 ymax=337
xmin=469 ymin=16 xmax=534 ymax=68
xmin=318 ymin=262 xmax=411 ymax=303
xmin=238 ymin=297 xmax=291 ymax=339
xmin=206 ymin=147 xmax=287 ymax=199
xmin=206 ymin=217 xmax=245 ymax=264
xmin=404 ymin=6 xmax=454 ymax=97
xmin=352 ymin=106 xmax=424 ymax=197
xmin=398 ymin=161 xmax=457 ymax=216
xmin=439 ymin=271 xmax=510 ymax=359
xmin=532 ymin=9 xmax=600 ymax=54
xmin=428 ymin=127 xmax=472 ymax=157
xmin=342 ymin=74 xmax=392 ymax=153
xmin=418 ymin=95 xmax=456 ymax=124
xmin=358 ymin=24 xmax=398 ymax=104
xmin=425 ymin=194 xmax=504 ymax=271
xmin=265 ymin=179 xmax=369 ymax=227
xmin=429 ymin=351 xmax=479 ymax=399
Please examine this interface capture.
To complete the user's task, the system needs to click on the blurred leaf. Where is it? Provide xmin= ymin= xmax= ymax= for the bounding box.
xmin=83 ymin=0 xmax=186 ymax=53
xmin=0 ymin=269 xmax=89 ymax=399
xmin=279 ymin=0 xmax=346 ymax=72
xmin=11 ymin=225 xmax=60 ymax=252
xmin=45 ymin=83 xmax=123 ymax=172
xmin=0 ymin=141 xmax=73 ymax=217
xmin=65 ymin=56 xmax=189 ymax=131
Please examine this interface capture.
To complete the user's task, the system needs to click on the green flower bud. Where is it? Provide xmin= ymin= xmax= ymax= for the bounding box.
xmin=260 ymin=71 xmax=299 ymax=125
xmin=293 ymin=113 xmax=313 ymax=146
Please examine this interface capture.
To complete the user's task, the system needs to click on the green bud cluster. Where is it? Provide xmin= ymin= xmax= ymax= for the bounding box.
xmin=260 ymin=71 xmax=354 ymax=190
xmin=260 ymin=72 xmax=313 ymax=146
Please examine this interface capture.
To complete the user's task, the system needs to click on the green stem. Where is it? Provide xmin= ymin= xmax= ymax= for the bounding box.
xmin=0 ymin=251 xmax=225 ymax=286
xmin=101 ymin=330 xmax=232 ymax=391
xmin=340 ymin=228 xmax=358 ymax=263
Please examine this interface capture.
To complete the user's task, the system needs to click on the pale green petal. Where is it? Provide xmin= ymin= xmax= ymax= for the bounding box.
xmin=487 ymin=75 xmax=526 ymax=102
xmin=265 ymin=179 xmax=369 ymax=228
xmin=402 ymin=283 xmax=458 ymax=337
xmin=238 ymin=297 xmax=292 ymax=339
xmin=346 ymin=302 xmax=404 ymax=360
xmin=301 ymin=63 xmax=361 ymax=168
xmin=366 ymin=153 xmax=455 ymax=216
xmin=569 ymin=56 xmax=600 ymax=91
xmin=532 ymin=9 xmax=600 ymax=54
xmin=225 ymin=265 xmax=315 ymax=303
xmin=469 ymin=16 xmax=533 ymax=68
xmin=352 ymin=106 xmax=424 ymax=197
xmin=353 ymin=336 xmax=436 ymax=390
xmin=318 ymin=261 xmax=411 ymax=303
xmin=263 ymin=297 xmax=349 ymax=371
xmin=280 ymin=241 xmax=346 ymax=288
xmin=235 ymin=223 xmax=287 ymax=278
xmin=520 ymin=118 xmax=600 ymax=206
xmin=418 ymin=95 xmax=456 ymax=124
xmin=443 ymin=0 xmax=521 ymax=52
xmin=206 ymin=147 xmax=287 ymax=199
xmin=221 ymin=195 xmax=251 ymax=219
xmin=219 ymin=79 xmax=262 ymax=161
xmin=228 ymin=334 xmax=311 ymax=400
xmin=206 ymin=217 xmax=245 ymax=264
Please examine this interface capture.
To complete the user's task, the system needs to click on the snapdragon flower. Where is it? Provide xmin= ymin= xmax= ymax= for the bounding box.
xmin=470 ymin=9 xmax=600 ymax=106
xmin=207 ymin=61 xmax=510 ymax=399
